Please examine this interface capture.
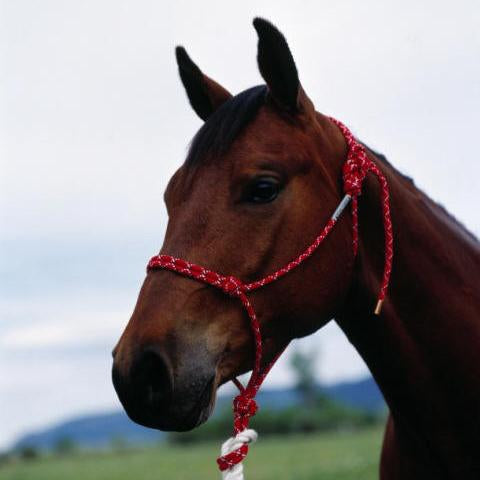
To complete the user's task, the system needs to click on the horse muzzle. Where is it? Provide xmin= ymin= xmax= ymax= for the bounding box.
xmin=112 ymin=344 xmax=217 ymax=431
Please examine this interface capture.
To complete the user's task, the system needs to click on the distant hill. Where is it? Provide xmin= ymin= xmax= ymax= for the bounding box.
xmin=12 ymin=376 xmax=384 ymax=452
xmin=253 ymin=376 xmax=385 ymax=413
xmin=323 ymin=377 xmax=385 ymax=412
xmin=13 ymin=411 xmax=165 ymax=451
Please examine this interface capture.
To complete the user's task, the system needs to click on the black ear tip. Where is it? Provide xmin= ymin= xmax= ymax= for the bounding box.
xmin=175 ymin=46 xmax=189 ymax=67
xmin=252 ymin=17 xmax=266 ymax=31
xmin=253 ymin=17 xmax=281 ymax=37
xmin=175 ymin=45 xmax=201 ymax=77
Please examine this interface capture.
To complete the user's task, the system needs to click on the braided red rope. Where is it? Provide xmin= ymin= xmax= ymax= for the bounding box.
xmin=146 ymin=118 xmax=393 ymax=473
xmin=332 ymin=118 xmax=393 ymax=312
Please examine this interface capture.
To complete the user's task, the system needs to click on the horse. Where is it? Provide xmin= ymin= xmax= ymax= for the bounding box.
xmin=112 ymin=18 xmax=480 ymax=479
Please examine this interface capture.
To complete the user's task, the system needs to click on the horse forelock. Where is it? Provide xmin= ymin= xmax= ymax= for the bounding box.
xmin=185 ymin=85 xmax=267 ymax=166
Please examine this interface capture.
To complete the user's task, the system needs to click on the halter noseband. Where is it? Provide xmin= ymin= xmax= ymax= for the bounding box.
xmin=146 ymin=118 xmax=393 ymax=477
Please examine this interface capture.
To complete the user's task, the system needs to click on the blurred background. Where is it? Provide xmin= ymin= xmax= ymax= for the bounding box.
xmin=1 ymin=1 xmax=479 ymax=478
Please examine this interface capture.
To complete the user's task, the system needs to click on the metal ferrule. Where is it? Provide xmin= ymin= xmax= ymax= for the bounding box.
xmin=331 ymin=194 xmax=352 ymax=221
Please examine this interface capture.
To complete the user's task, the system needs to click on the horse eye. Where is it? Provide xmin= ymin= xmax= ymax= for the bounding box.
xmin=246 ymin=178 xmax=280 ymax=204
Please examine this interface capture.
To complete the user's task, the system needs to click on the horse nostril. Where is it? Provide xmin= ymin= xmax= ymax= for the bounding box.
xmin=132 ymin=347 xmax=173 ymax=407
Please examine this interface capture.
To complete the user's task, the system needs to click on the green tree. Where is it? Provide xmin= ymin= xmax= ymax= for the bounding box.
xmin=18 ymin=445 xmax=39 ymax=460
xmin=290 ymin=348 xmax=319 ymax=407
xmin=110 ymin=435 xmax=128 ymax=452
xmin=53 ymin=437 xmax=76 ymax=456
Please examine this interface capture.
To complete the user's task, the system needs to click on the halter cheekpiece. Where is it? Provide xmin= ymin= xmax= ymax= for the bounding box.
xmin=147 ymin=118 xmax=393 ymax=478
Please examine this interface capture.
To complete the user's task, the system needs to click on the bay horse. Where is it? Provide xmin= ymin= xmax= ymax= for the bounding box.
xmin=112 ymin=18 xmax=480 ymax=479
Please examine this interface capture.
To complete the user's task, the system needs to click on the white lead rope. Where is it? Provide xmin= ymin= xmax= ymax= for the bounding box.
xmin=220 ymin=429 xmax=258 ymax=480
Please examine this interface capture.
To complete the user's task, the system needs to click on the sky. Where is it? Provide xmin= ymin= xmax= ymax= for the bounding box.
xmin=1 ymin=0 xmax=479 ymax=450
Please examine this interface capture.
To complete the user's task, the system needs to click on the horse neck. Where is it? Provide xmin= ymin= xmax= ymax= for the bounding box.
xmin=336 ymin=152 xmax=480 ymax=469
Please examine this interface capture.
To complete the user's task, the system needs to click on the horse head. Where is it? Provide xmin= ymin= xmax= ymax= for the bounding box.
xmin=112 ymin=18 xmax=354 ymax=432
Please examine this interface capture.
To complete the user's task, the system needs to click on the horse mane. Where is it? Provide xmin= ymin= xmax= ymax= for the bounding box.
xmin=186 ymin=85 xmax=267 ymax=166
xmin=365 ymin=144 xmax=478 ymax=243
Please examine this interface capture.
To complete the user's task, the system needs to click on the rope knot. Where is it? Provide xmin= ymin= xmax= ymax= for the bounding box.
xmin=220 ymin=276 xmax=245 ymax=297
xmin=233 ymin=394 xmax=258 ymax=419
xmin=342 ymin=151 xmax=371 ymax=197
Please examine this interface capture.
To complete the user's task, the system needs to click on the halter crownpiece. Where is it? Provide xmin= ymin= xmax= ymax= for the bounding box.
xmin=147 ymin=118 xmax=393 ymax=479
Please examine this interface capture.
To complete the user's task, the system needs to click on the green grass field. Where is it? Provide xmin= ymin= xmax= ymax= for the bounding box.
xmin=0 ymin=427 xmax=384 ymax=480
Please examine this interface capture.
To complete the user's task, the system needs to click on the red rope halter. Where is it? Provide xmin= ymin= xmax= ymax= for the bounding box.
xmin=146 ymin=118 xmax=393 ymax=472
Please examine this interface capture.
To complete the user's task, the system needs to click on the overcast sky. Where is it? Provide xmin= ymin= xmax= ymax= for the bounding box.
xmin=1 ymin=0 xmax=479 ymax=450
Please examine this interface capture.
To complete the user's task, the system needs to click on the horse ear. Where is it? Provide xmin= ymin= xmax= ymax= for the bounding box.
xmin=175 ymin=46 xmax=232 ymax=121
xmin=253 ymin=18 xmax=301 ymax=112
